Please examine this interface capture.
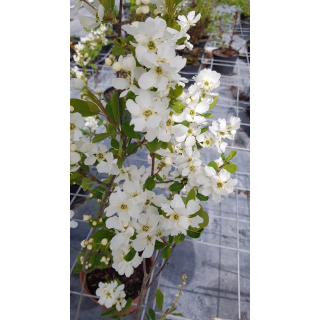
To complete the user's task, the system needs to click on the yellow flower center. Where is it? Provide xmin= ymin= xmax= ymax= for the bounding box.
xmin=189 ymin=110 xmax=195 ymax=116
xmin=173 ymin=213 xmax=180 ymax=221
xmin=145 ymin=199 xmax=151 ymax=205
xmin=166 ymin=119 xmax=172 ymax=126
xmin=142 ymin=225 xmax=150 ymax=232
xmin=70 ymin=123 xmax=76 ymax=131
xmin=217 ymin=182 xmax=223 ymax=188
xmin=147 ymin=40 xmax=156 ymax=51
xmin=143 ymin=109 xmax=153 ymax=119
xmin=155 ymin=66 xmax=163 ymax=75
xmin=120 ymin=204 xmax=128 ymax=210
xmin=97 ymin=153 xmax=104 ymax=160
xmin=187 ymin=129 xmax=193 ymax=135
xmin=189 ymin=165 xmax=196 ymax=172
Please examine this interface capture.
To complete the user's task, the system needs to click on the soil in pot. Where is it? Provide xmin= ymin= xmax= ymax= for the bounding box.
xmin=212 ymin=48 xmax=239 ymax=76
xmin=85 ymin=259 xmax=152 ymax=300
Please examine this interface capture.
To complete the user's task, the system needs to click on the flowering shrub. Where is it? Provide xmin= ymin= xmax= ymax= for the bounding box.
xmin=70 ymin=0 xmax=241 ymax=319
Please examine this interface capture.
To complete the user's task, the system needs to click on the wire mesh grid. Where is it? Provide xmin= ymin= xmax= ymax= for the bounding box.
xmin=70 ymin=17 xmax=250 ymax=320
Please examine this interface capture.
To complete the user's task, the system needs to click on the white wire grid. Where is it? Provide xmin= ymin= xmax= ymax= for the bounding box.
xmin=70 ymin=15 xmax=250 ymax=320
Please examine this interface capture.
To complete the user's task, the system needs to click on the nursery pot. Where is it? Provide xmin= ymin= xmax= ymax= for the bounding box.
xmin=70 ymin=184 xmax=88 ymax=208
xmin=79 ymin=257 xmax=154 ymax=315
xmin=180 ymin=64 xmax=201 ymax=80
xmin=195 ymin=37 xmax=208 ymax=50
xmin=104 ymin=87 xmax=117 ymax=101
xmin=212 ymin=48 xmax=239 ymax=76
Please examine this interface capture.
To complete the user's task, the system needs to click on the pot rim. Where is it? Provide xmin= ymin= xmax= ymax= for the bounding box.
xmin=212 ymin=48 xmax=239 ymax=58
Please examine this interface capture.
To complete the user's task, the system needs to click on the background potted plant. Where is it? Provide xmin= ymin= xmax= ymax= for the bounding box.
xmin=71 ymin=1 xmax=241 ymax=319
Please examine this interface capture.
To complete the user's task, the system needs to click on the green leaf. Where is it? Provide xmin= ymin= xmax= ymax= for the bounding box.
xmin=122 ymin=297 xmax=132 ymax=311
xmin=174 ymin=233 xmax=185 ymax=244
xmin=82 ymin=177 xmax=93 ymax=191
xmin=111 ymin=93 xmax=119 ymax=125
xmin=105 ymin=100 xmax=116 ymax=123
xmin=73 ymin=264 xmax=83 ymax=274
xmin=155 ymin=289 xmax=164 ymax=311
xmin=148 ymin=308 xmax=156 ymax=320
xmin=70 ymin=98 xmax=100 ymax=117
xmin=117 ymin=158 xmax=123 ymax=169
xmin=111 ymin=46 xmax=125 ymax=55
xmin=171 ymin=100 xmax=185 ymax=114
xmin=168 ymin=85 xmax=183 ymax=99
xmin=196 ymin=193 xmax=209 ymax=201
xmin=120 ymin=97 xmax=126 ymax=114
xmin=92 ymin=229 xmax=115 ymax=242
xmin=227 ymin=150 xmax=237 ymax=161
xmin=209 ymin=95 xmax=218 ymax=109
xmin=187 ymin=227 xmax=204 ymax=239
xmin=172 ymin=313 xmax=184 ymax=317
xmin=111 ymin=139 xmax=119 ymax=149
xmin=87 ymin=101 xmax=101 ymax=114
xmin=145 ymin=314 xmax=151 ymax=320
xmin=126 ymin=35 xmax=134 ymax=44
xmin=155 ymin=240 xmax=166 ymax=250
xmin=207 ymin=161 xmax=218 ymax=170
xmin=198 ymin=210 xmax=209 ymax=228
xmin=126 ymin=142 xmax=138 ymax=155
xmin=154 ymin=173 xmax=163 ymax=182
xmin=203 ymin=112 xmax=213 ymax=118
xmin=101 ymin=309 xmax=115 ymax=316
xmin=169 ymin=181 xmax=184 ymax=192
xmin=147 ymin=138 xmax=162 ymax=153
xmin=180 ymin=120 xmax=190 ymax=127
xmin=186 ymin=189 xmax=196 ymax=203
xmin=176 ymin=36 xmax=187 ymax=44
xmin=161 ymin=142 xmax=168 ymax=149
xmin=161 ymin=246 xmax=171 ymax=259
xmin=122 ymin=120 xmax=140 ymax=139
xmin=145 ymin=176 xmax=156 ymax=191
xmin=200 ymin=127 xmax=208 ymax=134
xmin=222 ymin=164 xmax=237 ymax=173
xmin=125 ymin=247 xmax=137 ymax=262
xmin=92 ymin=132 xmax=113 ymax=143
xmin=221 ymin=153 xmax=225 ymax=160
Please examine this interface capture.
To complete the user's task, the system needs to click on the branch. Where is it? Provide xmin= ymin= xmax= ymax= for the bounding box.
xmin=123 ymin=138 xmax=146 ymax=159
xmin=155 ymin=179 xmax=174 ymax=184
xmin=78 ymin=163 xmax=109 ymax=188
xmin=151 ymin=153 xmax=155 ymax=176
xmin=133 ymin=258 xmax=148 ymax=320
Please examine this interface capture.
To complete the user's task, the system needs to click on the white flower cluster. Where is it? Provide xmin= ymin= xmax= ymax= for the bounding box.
xmin=104 ymin=164 xmax=204 ymax=276
xmin=96 ymin=280 xmax=127 ymax=311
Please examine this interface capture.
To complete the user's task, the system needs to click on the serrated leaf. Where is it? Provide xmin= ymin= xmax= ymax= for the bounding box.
xmin=174 ymin=233 xmax=185 ymax=244
xmin=122 ymin=120 xmax=140 ymax=139
xmin=186 ymin=189 xmax=196 ymax=203
xmin=209 ymin=95 xmax=218 ymax=109
xmin=222 ymin=164 xmax=237 ymax=173
xmin=169 ymin=181 xmax=184 ymax=192
xmin=207 ymin=161 xmax=218 ymax=170
xmin=92 ymin=132 xmax=113 ymax=143
xmin=155 ymin=289 xmax=164 ymax=311
xmin=145 ymin=176 xmax=156 ymax=191
xmin=125 ymin=247 xmax=136 ymax=261
xmin=161 ymin=246 xmax=171 ymax=259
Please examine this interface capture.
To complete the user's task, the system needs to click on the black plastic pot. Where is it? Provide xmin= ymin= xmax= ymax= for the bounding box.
xmin=70 ymin=184 xmax=88 ymax=209
xmin=212 ymin=49 xmax=239 ymax=75
xmin=195 ymin=38 xmax=208 ymax=50
xmin=180 ymin=64 xmax=201 ymax=80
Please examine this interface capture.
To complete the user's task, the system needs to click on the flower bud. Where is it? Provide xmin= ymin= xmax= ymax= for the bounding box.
xmin=112 ymin=62 xmax=122 ymax=71
xmin=70 ymin=106 xmax=74 ymax=112
xmin=101 ymin=238 xmax=108 ymax=245
xmin=175 ymin=294 xmax=179 ymax=298
xmin=87 ymin=244 xmax=92 ymax=250
xmin=186 ymin=98 xmax=191 ymax=104
xmin=90 ymin=193 xmax=93 ymax=197
xmin=141 ymin=0 xmax=150 ymax=4
xmin=89 ymin=238 xmax=93 ymax=243
xmin=103 ymin=120 xmax=108 ymax=125
xmin=190 ymin=95 xmax=196 ymax=101
xmin=94 ymin=89 xmax=102 ymax=94
xmin=92 ymin=221 xmax=97 ymax=226
xmin=81 ymin=240 xmax=86 ymax=248
xmin=136 ymin=0 xmax=141 ymax=4
xmin=141 ymin=5 xmax=149 ymax=14
xmin=122 ymin=222 xmax=129 ymax=228
xmin=230 ymin=129 xmax=236 ymax=135
xmin=136 ymin=6 xmax=142 ymax=14
xmin=105 ymin=58 xmax=112 ymax=66
xmin=83 ymin=214 xmax=91 ymax=221
xmin=97 ymin=199 xmax=101 ymax=203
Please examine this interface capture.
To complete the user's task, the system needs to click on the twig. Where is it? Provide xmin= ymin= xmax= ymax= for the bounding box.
xmin=133 ymin=258 xmax=148 ymax=320
xmin=146 ymin=244 xmax=177 ymax=289
xmin=78 ymin=163 xmax=109 ymax=187
xmin=155 ymin=179 xmax=174 ymax=184
xmin=75 ymin=273 xmax=86 ymax=320
xmin=94 ymin=52 xmax=100 ymax=89
xmin=151 ymin=153 xmax=155 ymax=176
xmin=123 ymin=138 xmax=146 ymax=159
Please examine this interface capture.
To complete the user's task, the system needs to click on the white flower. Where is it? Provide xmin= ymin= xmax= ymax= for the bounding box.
xmin=184 ymin=99 xmax=210 ymax=124
xmin=105 ymin=191 xmax=141 ymax=222
xmin=114 ymin=285 xmax=127 ymax=311
xmin=216 ymin=117 xmax=241 ymax=140
xmin=112 ymin=245 xmax=143 ymax=277
xmin=106 ymin=217 xmax=135 ymax=250
xmin=70 ymin=210 xmax=78 ymax=228
xmin=177 ymin=148 xmax=202 ymax=176
xmin=70 ymin=113 xmax=84 ymax=141
xmin=115 ymin=165 xmax=145 ymax=183
xmin=161 ymin=195 xmax=200 ymax=235
xmin=84 ymin=116 xmax=99 ymax=131
xmin=177 ymin=11 xmax=201 ymax=31
xmin=175 ymin=122 xmax=201 ymax=147
xmin=70 ymin=151 xmax=81 ymax=165
xmin=79 ymin=0 xmax=104 ymax=29
xmin=132 ymin=207 xmax=160 ymax=258
xmin=198 ymin=167 xmax=238 ymax=203
xmin=96 ymin=280 xmax=118 ymax=308
xmin=193 ymin=69 xmax=221 ymax=92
